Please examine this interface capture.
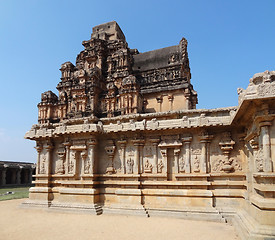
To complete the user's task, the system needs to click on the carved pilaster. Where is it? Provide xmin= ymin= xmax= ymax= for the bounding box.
xmin=132 ymin=139 xmax=145 ymax=174
xmin=156 ymin=96 xmax=163 ymax=112
xmin=174 ymin=148 xmax=181 ymax=173
xmin=182 ymin=136 xmax=192 ymax=173
xmin=80 ymin=150 xmax=88 ymax=175
xmin=118 ymin=139 xmax=127 ymax=174
xmin=45 ymin=143 xmax=53 ymax=175
xmin=259 ymin=121 xmax=273 ymax=172
xmin=160 ymin=149 xmax=167 ymax=174
xmin=168 ymin=94 xmax=174 ymax=111
xmin=150 ymin=138 xmax=160 ymax=174
xmin=64 ymin=141 xmax=71 ymax=175
xmin=34 ymin=144 xmax=43 ymax=175
xmin=87 ymin=139 xmax=97 ymax=174
xmin=200 ymin=132 xmax=213 ymax=173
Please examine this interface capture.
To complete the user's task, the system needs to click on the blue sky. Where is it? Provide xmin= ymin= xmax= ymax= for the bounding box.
xmin=0 ymin=0 xmax=274 ymax=162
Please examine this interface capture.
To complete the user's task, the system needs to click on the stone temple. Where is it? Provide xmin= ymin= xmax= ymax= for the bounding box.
xmin=24 ymin=21 xmax=275 ymax=239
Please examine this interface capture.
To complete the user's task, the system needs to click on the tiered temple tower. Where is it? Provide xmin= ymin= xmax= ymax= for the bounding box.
xmin=38 ymin=21 xmax=197 ymax=123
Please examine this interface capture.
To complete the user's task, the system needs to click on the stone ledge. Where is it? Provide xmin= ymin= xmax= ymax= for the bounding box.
xmin=142 ymin=189 xmax=213 ymax=197
xmin=58 ymin=188 xmax=99 ymax=195
xmin=250 ymin=195 xmax=275 ymax=210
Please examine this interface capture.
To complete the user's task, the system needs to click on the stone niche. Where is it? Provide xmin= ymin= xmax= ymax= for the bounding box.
xmin=24 ymin=22 xmax=275 ymax=240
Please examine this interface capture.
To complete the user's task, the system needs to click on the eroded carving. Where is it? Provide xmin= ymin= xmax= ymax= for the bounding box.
xmin=126 ymin=158 xmax=134 ymax=174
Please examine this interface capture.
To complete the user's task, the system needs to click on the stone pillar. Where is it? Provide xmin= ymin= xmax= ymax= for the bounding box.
xmin=34 ymin=144 xmax=43 ymax=175
xmin=182 ymin=137 xmax=192 ymax=173
xmin=16 ymin=167 xmax=22 ymax=185
xmin=150 ymin=139 xmax=160 ymax=174
xmin=259 ymin=121 xmax=273 ymax=172
xmin=45 ymin=143 xmax=53 ymax=175
xmin=2 ymin=168 xmax=6 ymax=186
xmin=87 ymin=139 xmax=97 ymax=174
xmin=174 ymin=148 xmax=181 ymax=173
xmin=28 ymin=168 xmax=33 ymax=184
xmin=64 ymin=141 xmax=71 ymax=175
xmin=118 ymin=140 xmax=127 ymax=174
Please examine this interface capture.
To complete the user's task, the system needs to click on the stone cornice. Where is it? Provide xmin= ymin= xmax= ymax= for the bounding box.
xmin=25 ymin=107 xmax=234 ymax=140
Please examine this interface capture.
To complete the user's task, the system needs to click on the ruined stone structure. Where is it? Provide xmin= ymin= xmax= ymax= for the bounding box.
xmin=24 ymin=22 xmax=275 ymax=239
xmin=0 ymin=161 xmax=35 ymax=186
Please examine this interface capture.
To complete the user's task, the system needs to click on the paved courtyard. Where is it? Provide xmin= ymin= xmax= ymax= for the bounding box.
xmin=0 ymin=199 xmax=239 ymax=240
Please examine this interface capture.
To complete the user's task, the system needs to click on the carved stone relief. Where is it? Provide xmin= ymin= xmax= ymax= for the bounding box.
xmin=193 ymin=155 xmax=200 ymax=172
xmin=55 ymin=150 xmax=65 ymax=174
xmin=179 ymin=157 xmax=185 ymax=172
xmin=40 ymin=156 xmax=46 ymax=174
xmin=157 ymin=160 xmax=164 ymax=173
xmin=255 ymin=148 xmax=264 ymax=172
xmin=144 ymin=159 xmax=153 ymax=173
xmin=68 ymin=152 xmax=76 ymax=174
xmin=212 ymin=157 xmax=242 ymax=172
xmin=126 ymin=158 xmax=134 ymax=174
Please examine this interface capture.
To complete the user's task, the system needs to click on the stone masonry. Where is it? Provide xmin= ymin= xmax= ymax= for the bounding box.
xmin=24 ymin=21 xmax=275 ymax=240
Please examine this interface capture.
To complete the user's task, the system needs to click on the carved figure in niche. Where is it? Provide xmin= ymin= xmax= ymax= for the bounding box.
xmin=40 ymin=156 xmax=46 ymax=174
xmin=144 ymin=159 xmax=153 ymax=173
xmin=157 ymin=161 xmax=164 ymax=173
xmin=126 ymin=158 xmax=134 ymax=174
xmin=193 ymin=155 xmax=200 ymax=172
xmin=179 ymin=158 xmax=185 ymax=173
xmin=68 ymin=159 xmax=74 ymax=174
xmin=255 ymin=149 xmax=264 ymax=172
xmin=84 ymin=160 xmax=91 ymax=174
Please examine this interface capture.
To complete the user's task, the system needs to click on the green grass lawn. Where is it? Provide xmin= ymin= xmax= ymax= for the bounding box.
xmin=0 ymin=187 xmax=30 ymax=201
